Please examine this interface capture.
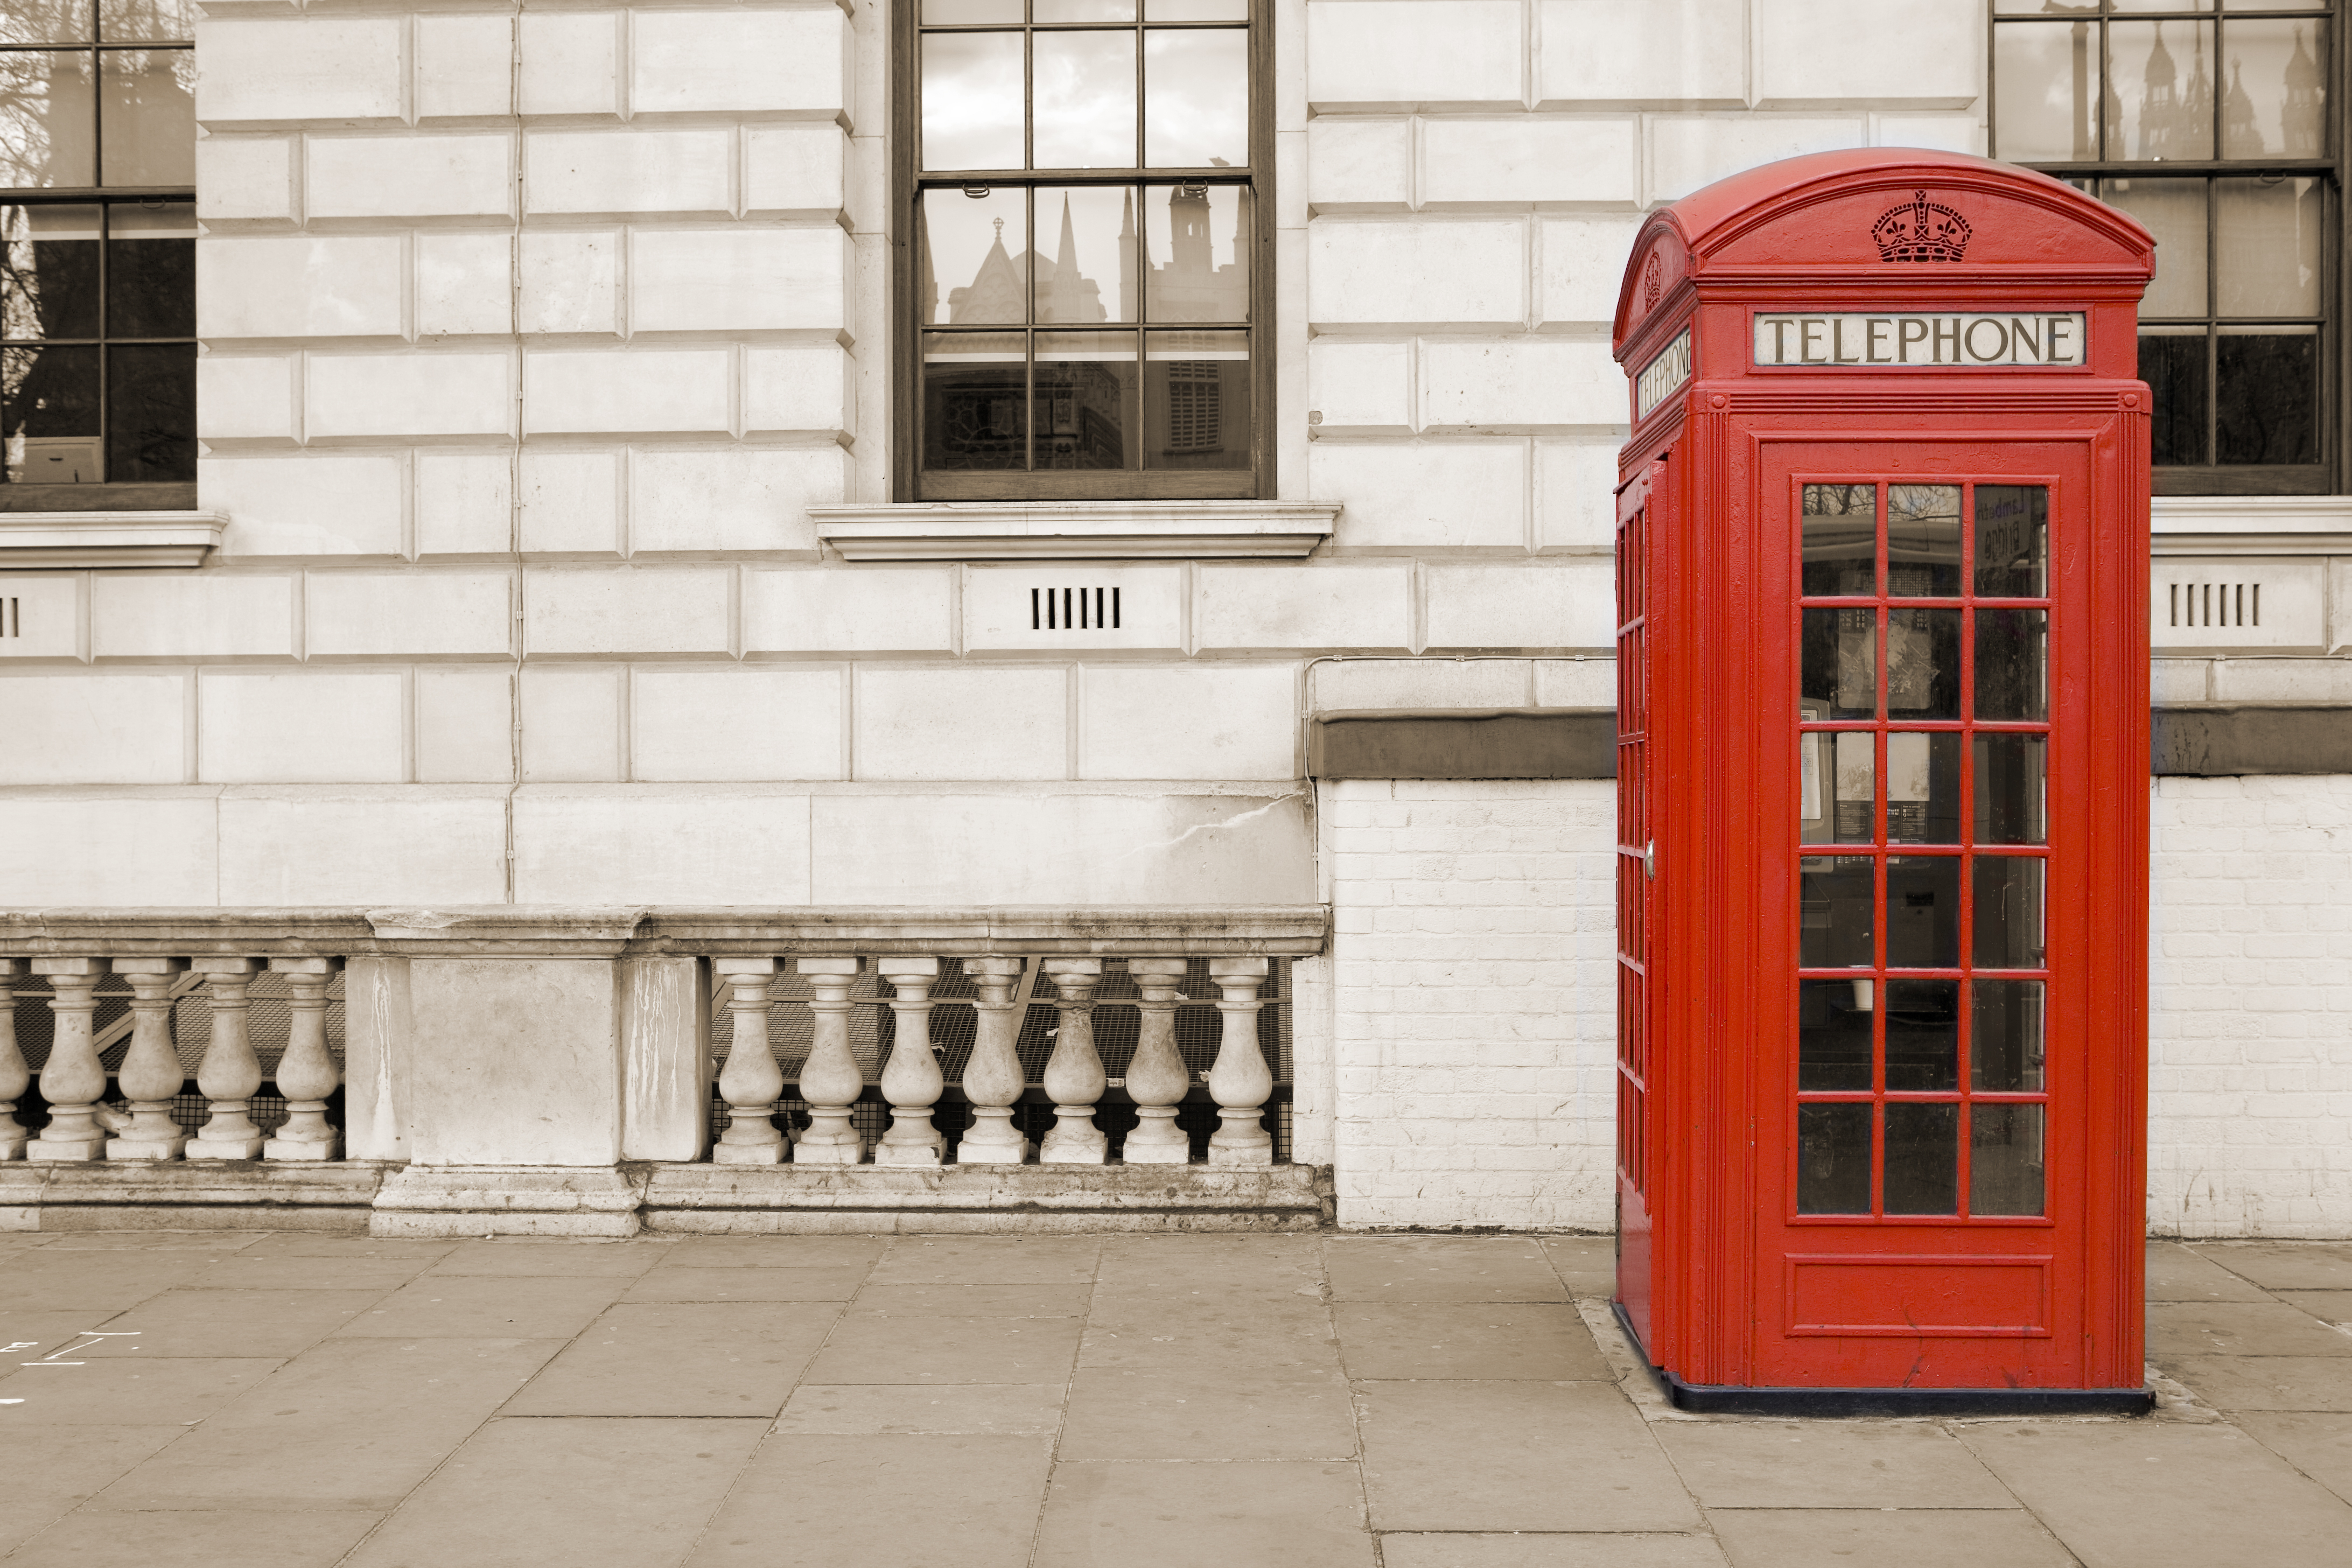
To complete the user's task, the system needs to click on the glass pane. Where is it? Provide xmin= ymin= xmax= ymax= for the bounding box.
xmin=1144 ymin=328 xmax=1247 ymax=469
xmin=921 ymin=330 xmax=1027 ymax=470
xmin=2217 ymin=326 xmax=2318 ymax=465
xmin=97 ymin=47 xmax=191 ymax=185
xmin=2 ymin=202 xmax=101 ymax=339
xmin=1972 ymin=979 xmax=2046 ymax=1092
xmin=1149 ymin=0 xmax=1248 ymax=16
xmin=1032 ymin=186 xmax=1135 ymax=322
xmin=1972 ymin=1104 xmax=2046 ymax=1216
xmin=1976 ymin=609 xmax=2049 ymax=722
xmin=2112 ymin=0 xmax=2210 ymax=11
xmin=2101 ymin=179 xmax=2206 ymax=318
xmin=1798 ymin=977 xmax=1874 ymax=1093
xmin=1887 ymin=484 xmax=1961 ymax=597
xmin=107 ymin=199 xmax=191 ymax=336
xmin=1824 ymin=730 xmax=1874 ymax=844
xmin=1037 ymin=0 xmax=1137 ymax=17
xmin=4 ymin=0 xmax=93 ymax=43
xmin=2220 ymin=19 xmax=2327 ymax=160
xmin=1994 ymin=20 xmax=2097 ymax=163
xmin=1973 ymin=485 xmax=2047 ymax=599
xmin=1887 ymin=608 xmax=1960 ymax=718
xmin=1972 ymin=856 xmax=2046 ymax=970
xmin=1975 ymin=734 xmax=2048 ymax=846
xmin=1884 ymin=1102 xmax=1959 ymax=1215
xmin=919 ymin=186 xmax=1028 ymax=325
xmin=1802 ymin=607 xmax=1877 ymax=721
xmin=1144 ymin=27 xmax=1247 ymax=167
xmin=1799 ymin=855 xmax=1875 ymax=969
xmin=1886 ymin=979 xmax=1960 ymax=1092
xmin=1801 ymin=482 xmax=1875 ymax=597
xmin=106 ymin=338 xmax=188 ymax=480
xmin=1144 ymin=184 xmax=1248 ymax=321
xmin=1035 ymin=328 xmax=1137 ymax=470
xmin=1797 ymin=1102 xmax=1873 ymax=1215
xmin=924 ymin=0 xmax=1021 ymax=21
xmin=99 ymin=0 xmax=195 ymax=41
xmin=1887 ymin=856 xmax=1961 ymax=970
xmin=921 ymin=31 xmax=1024 ymax=171
xmin=1888 ymin=732 xmax=1962 ymax=845
xmin=2216 ymin=178 xmax=2322 ymax=317
xmin=2 ymin=341 xmax=101 ymax=482
xmin=2140 ymin=327 xmax=2208 ymax=465
xmin=2108 ymin=22 xmax=2217 ymax=162
xmin=1035 ymin=30 xmax=1137 ymax=169
xmin=0 ymin=48 xmax=97 ymax=186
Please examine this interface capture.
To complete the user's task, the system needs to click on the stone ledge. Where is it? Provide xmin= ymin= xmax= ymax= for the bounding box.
xmin=0 ymin=1160 xmax=395 ymax=1232
xmin=810 ymin=501 xmax=1340 ymax=561
xmin=0 ymin=511 xmax=225 ymax=568
xmin=642 ymin=1164 xmax=1336 ymax=1234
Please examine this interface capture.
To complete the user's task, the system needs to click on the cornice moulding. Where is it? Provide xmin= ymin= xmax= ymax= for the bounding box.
xmin=0 ymin=512 xmax=225 ymax=569
xmin=2152 ymin=496 xmax=2352 ymax=556
xmin=810 ymin=501 xmax=1340 ymax=560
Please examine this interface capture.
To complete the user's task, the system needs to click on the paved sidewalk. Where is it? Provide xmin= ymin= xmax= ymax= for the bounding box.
xmin=3 ymin=1231 xmax=2350 ymax=1567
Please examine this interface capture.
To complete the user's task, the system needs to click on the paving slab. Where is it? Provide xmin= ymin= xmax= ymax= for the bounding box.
xmin=2162 ymin=1354 xmax=2352 ymax=1412
xmin=1356 ymin=1380 xmax=1701 ymax=1533
xmin=1380 ymin=1535 xmax=1728 ymax=1568
xmin=420 ymin=1238 xmax=676 ymax=1278
xmin=25 ymin=1233 xmax=267 ymax=1252
xmin=3 ymin=1507 xmax=382 ymax=1568
xmin=1325 ymin=1238 xmax=1569 ymax=1303
xmin=2235 ymin=1411 xmax=2352 ymax=1507
xmin=0 ymin=1355 xmax=281 ymax=1425
xmin=328 ymin=1272 xmax=631 ymax=1339
xmin=2190 ymin=1242 xmax=2352 ymax=1292
xmin=503 ymin=1300 xmax=839 ymax=1417
xmin=1332 ymin=1302 xmax=1611 ymax=1381
xmin=865 ymin=1236 xmax=1103 ymax=1286
xmin=0 ymin=1308 xmax=129 ymax=1362
xmin=851 ymin=1283 xmax=1094 ymax=1317
xmin=1538 ymin=1235 xmax=1616 ymax=1298
xmin=621 ymin=1265 xmax=871 ymax=1303
xmin=1079 ymin=1301 xmax=1343 ymax=1378
xmin=0 ymin=1426 xmax=188 ymax=1554
xmin=1959 ymin=1418 xmax=2352 ymax=1568
xmin=1058 ymin=1367 xmax=1358 ymax=1460
xmin=2275 ymin=1290 xmax=2352 ymax=1327
xmin=0 ymin=1251 xmax=231 ymax=1311
xmin=1034 ymin=1459 xmax=1375 ymax=1568
xmin=657 ymin=1236 xmax=889 ymax=1269
xmin=2146 ymin=1300 xmax=2352 ymax=1361
xmin=94 ymin=1336 xmax=565 ymax=1511
xmin=1707 ymin=1508 xmax=2071 ymax=1568
xmin=683 ymin=1433 xmax=1054 ymax=1568
xmin=73 ymin=1289 xmax=383 ymax=1359
xmin=1653 ymin=1420 xmax=2017 ymax=1509
xmin=2144 ymin=1241 xmax=2271 ymax=1303
xmin=1093 ymin=1234 xmax=1329 ymax=1298
xmin=235 ymin=1235 xmax=459 ymax=1261
xmin=180 ymin=1253 xmax=444 ymax=1294
xmin=772 ymin=1382 xmax=1069 ymax=1436
xmin=343 ymin=1416 xmax=766 ymax=1568
xmin=804 ymin=1311 xmax=1086 ymax=1384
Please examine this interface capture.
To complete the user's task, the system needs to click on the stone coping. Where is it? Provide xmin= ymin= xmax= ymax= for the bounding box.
xmin=0 ymin=905 xmax=1331 ymax=959
xmin=0 ymin=510 xmax=224 ymax=568
xmin=809 ymin=500 xmax=1340 ymax=560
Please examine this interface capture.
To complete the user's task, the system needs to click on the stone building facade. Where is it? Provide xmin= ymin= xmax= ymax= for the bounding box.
xmin=2 ymin=0 xmax=2348 ymax=1236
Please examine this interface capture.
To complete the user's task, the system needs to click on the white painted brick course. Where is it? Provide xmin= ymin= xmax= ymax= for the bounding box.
xmin=520 ymin=12 xmax=621 ymax=116
xmin=745 ymin=346 xmax=855 ymax=436
xmin=1422 ymin=339 xmax=1622 ymax=430
xmin=1420 ymin=118 xmax=1639 ymax=208
xmin=1533 ymin=656 xmax=1614 ymax=707
xmin=1308 ymin=657 xmax=1534 ymax=712
xmin=1753 ymin=0 xmax=1980 ymax=108
xmin=628 ymin=448 xmax=837 ymax=554
xmin=1307 ymin=341 xmax=1412 ymax=435
xmin=520 ymin=451 xmax=621 ymax=555
xmin=197 ymin=356 xmax=299 ymax=443
xmin=304 ymin=135 xmax=517 ymax=221
xmin=521 ymin=666 xmax=623 ymax=781
xmin=417 ymin=234 xmax=515 ymax=338
xmin=1873 ymin=114 xmax=1982 ymax=155
xmin=0 ymin=796 xmax=219 ymax=905
xmin=1649 ymin=116 xmax=1869 ymax=204
xmin=1425 ymin=562 xmax=1613 ymax=650
xmin=513 ymin=788 xmax=814 ymax=904
xmin=745 ymin=125 xmax=850 ymax=215
xmin=195 ymin=137 xmax=294 ymax=221
xmin=198 ymin=236 xmax=403 ymax=339
xmin=1306 ymin=1 xmax=1522 ymax=110
xmin=306 ymin=571 xmax=514 ymax=659
xmin=524 ymin=348 xmax=732 ymax=435
xmin=416 ymin=668 xmax=514 ymax=783
xmin=525 ymin=130 xmax=733 ymax=216
xmin=1305 ymin=118 xmax=1411 ymax=211
xmin=217 ymin=792 xmax=510 ymax=905
xmin=195 ymin=17 xmax=404 ymax=124
xmin=203 ymin=454 xmax=405 ymax=557
xmin=0 ymin=675 xmax=187 ymax=785
xmin=416 ymin=13 xmax=515 ymax=120
xmin=1539 ymin=214 xmax=1647 ymax=327
xmin=1080 ymin=664 xmax=1299 ymax=781
xmin=1308 ymin=220 xmax=1525 ymax=328
xmin=1197 ymin=564 xmax=1413 ymax=650
xmin=630 ymin=229 xmax=852 ymax=334
xmin=305 ymin=352 xmax=516 ymax=440
xmin=631 ymin=9 xmax=852 ymax=117
xmin=631 ymin=668 xmax=845 ymax=781
xmin=520 ymin=232 xmax=621 ymax=336
xmin=524 ymin=567 xmax=733 ymax=655
xmin=1314 ymin=442 xmax=1527 ymax=550
xmin=1536 ymin=440 xmax=1618 ymax=552
xmin=854 ymin=666 xmax=1068 ymax=781
xmin=2210 ymin=660 xmax=2352 ymax=704
xmin=198 ymin=670 xmax=407 ymax=783
xmin=417 ymin=453 xmax=517 ymax=557
xmin=1535 ymin=0 xmax=1746 ymax=107
xmin=744 ymin=569 xmax=955 ymax=655
xmin=92 ymin=576 xmax=296 ymax=659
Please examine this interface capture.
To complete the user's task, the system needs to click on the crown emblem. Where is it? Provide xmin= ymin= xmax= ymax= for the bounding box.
xmin=1641 ymin=252 xmax=1663 ymax=309
xmin=1872 ymin=189 xmax=1972 ymax=263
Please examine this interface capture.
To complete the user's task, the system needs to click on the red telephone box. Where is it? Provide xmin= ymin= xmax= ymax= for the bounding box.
xmin=1610 ymin=150 xmax=2156 ymax=1414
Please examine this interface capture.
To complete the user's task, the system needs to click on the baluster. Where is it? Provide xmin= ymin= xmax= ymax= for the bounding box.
xmin=711 ymin=958 xmax=786 ymax=1164
xmin=186 ymin=958 xmax=265 ymax=1159
xmin=107 ymin=957 xmax=191 ymax=1161
xmin=0 ymin=959 xmax=26 ymax=1160
xmin=263 ymin=957 xmax=343 ymax=1160
xmin=1038 ymin=959 xmax=1107 ymax=1164
xmin=794 ymin=958 xmax=864 ymax=1164
xmin=1206 ymin=957 xmax=1273 ymax=1166
xmin=956 ymin=957 xmax=1032 ymax=1164
xmin=1122 ymin=958 xmax=1191 ymax=1165
xmin=27 ymin=959 xmax=105 ymax=1160
xmin=874 ymin=957 xmax=944 ymax=1167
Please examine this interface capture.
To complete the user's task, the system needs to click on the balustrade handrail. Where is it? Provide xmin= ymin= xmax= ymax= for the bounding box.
xmin=0 ymin=905 xmax=1332 ymax=960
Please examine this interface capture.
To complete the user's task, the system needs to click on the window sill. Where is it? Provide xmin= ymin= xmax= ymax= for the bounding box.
xmin=0 ymin=511 xmax=225 ymax=569
xmin=809 ymin=501 xmax=1340 ymax=561
xmin=2152 ymin=495 xmax=2352 ymax=556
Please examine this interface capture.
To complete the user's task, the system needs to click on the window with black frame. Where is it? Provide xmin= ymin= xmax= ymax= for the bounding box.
xmin=2 ymin=0 xmax=194 ymax=510
xmin=1992 ymin=1 xmax=2335 ymax=493
xmin=899 ymin=0 xmax=1268 ymax=500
